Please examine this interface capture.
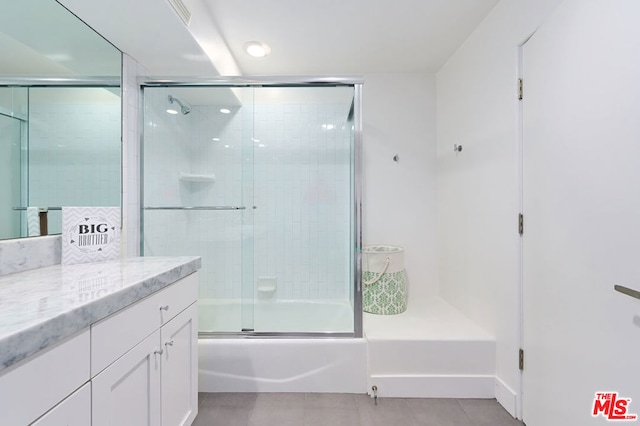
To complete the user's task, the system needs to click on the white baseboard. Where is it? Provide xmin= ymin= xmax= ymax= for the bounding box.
xmin=367 ymin=374 xmax=495 ymax=398
xmin=494 ymin=377 xmax=518 ymax=418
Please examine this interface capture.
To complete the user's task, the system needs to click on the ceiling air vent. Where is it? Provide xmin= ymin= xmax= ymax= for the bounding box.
xmin=167 ymin=0 xmax=192 ymax=27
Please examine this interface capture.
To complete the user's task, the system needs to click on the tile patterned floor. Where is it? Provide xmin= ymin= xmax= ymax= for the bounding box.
xmin=193 ymin=393 xmax=525 ymax=426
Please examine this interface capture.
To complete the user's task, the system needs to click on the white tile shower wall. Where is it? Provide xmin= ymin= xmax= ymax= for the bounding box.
xmin=142 ymin=90 xmax=244 ymax=301
xmin=252 ymin=103 xmax=351 ymax=301
xmin=28 ymin=102 xmax=120 ymax=234
xmin=142 ymin=93 xmax=351 ymax=302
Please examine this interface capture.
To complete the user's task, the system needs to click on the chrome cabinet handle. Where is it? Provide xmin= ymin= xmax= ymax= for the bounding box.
xmin=159 ymin=305 xmax=169 ymax=311
xmin=614 ymin=285 xmax=640 ymax=301
xmin=165 ymin=340 xmax=174 ymax=347
xmin=154 ymin=348 xmax=164 ymax=355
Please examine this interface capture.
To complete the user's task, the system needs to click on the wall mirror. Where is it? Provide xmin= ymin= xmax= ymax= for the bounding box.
xmin=0 ymin=0 xmax=122 ymax=240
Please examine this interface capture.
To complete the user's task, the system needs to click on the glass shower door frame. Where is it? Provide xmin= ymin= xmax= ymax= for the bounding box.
xmin=140 ymin=77 xmax=363 ymax=339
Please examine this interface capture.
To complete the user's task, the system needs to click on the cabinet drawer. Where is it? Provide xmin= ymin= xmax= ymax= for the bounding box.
xmin=91 ymin=272 xmax=198 ymax=376
xmin=30 ymin=382 xmax=90 ymax=426
xmin=159 ymin=272 xmax=198 ymax=325
xmin=0 ymin=329 xmax=90 ymax=426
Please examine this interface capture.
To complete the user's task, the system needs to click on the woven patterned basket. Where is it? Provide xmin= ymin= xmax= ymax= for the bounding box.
xmin=362 ymin=245 xmax=407 ymax=315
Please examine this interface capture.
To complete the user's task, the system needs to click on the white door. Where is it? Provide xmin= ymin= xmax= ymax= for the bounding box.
xmin=522 ymin=1 xmax=640 ymax=425
xmin=92 ymin=331 xmax=161 ymax=426
xmin=161 ymin=303 xmax=198 ymax=426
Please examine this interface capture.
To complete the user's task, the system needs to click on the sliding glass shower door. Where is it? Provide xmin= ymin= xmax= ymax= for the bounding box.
xmin=142 ymin=86 xmax=255 ymax=333
xmin=141 ymin=82 xmax=359 ymax=336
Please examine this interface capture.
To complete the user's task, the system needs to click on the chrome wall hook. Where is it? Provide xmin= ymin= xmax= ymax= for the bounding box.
xmin=393 ymin=154 xmax=399 ymax=162
xmin=454 ymin=144 xmax=462 ymax=152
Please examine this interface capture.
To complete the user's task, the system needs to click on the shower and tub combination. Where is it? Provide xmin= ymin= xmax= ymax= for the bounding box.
xmin=140 ymin=79 xmax=366 ymax=392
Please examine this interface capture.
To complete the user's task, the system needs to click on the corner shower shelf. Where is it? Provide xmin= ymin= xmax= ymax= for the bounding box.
xmin=179 ymin=172 xmax=216 ymax=183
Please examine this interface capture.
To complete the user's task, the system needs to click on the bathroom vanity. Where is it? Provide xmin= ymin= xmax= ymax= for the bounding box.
xmin=0 ymin=256 xmax=201 ymax=426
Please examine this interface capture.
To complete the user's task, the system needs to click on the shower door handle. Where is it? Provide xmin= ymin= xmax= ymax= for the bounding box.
xmin=144 ymin=206 xmax=247 ymax=210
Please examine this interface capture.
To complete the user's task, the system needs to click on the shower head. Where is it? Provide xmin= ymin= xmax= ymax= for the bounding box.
xmin=167 ymin=95 xmax=191 ymax=115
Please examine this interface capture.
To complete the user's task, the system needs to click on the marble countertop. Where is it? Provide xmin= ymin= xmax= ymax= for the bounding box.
xmin=0 ymin=256 xmax=201 ymax=372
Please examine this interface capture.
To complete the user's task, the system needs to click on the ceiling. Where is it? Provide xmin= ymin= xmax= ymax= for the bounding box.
xmin=205 ymin=0 xmax=499 ymax=75
xmin=58 ymin=0 xmax=499 ymax=76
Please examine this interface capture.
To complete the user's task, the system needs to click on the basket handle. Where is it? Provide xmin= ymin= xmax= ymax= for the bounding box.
xmin=363 ymin=257 xmax=391 ymax=285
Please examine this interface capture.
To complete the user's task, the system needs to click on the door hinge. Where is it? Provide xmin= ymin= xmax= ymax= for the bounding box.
xmin=518 ymin=213 xmax=524 ymax=236
xmin=518 ymin=78 xmax=523 ymax=100
xmin=519 ymin=348 xmax=524 ymax=370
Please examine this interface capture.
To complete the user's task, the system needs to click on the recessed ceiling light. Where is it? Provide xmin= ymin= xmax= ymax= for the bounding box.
xmin=166 ymin=109 xmax=179 ymax=115
xmin=244 ymin=41 xmax=271 ymax=58
xmin=212 ymin=138 xmax=221 ymax=141
xmin=220 ymin=108 xmax=231 ymax=114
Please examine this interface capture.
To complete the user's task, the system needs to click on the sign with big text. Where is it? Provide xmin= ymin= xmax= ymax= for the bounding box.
xmin=62 ymin=207 xmax=120 ymax=265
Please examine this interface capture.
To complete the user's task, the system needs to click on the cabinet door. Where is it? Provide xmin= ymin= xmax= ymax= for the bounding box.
xmin=161 ymin=303 xmax=198 ymax=426
xmin=92 ymin=331 xmax=161 ymax=426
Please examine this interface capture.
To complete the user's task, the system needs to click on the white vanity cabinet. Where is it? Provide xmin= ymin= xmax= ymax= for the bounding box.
xmin=92 ymin=272 xmax=199 ymax=426
xmin=0 ymin=266 xmax=199 ymax=426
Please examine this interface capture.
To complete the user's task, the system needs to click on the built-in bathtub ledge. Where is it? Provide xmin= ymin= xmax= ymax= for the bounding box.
xmin=364 ymin=297 xmax=498 ymax=400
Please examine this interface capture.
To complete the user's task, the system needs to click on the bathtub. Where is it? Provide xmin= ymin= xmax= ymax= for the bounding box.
xmin=197 ymin=299 xmax=367 ymax=393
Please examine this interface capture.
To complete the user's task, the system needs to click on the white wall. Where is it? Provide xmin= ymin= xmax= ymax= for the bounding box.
xmin=362 ymin=73 xmax=438 ymax=302
xmin=436 ymin=0 xmax=562 ymax=415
